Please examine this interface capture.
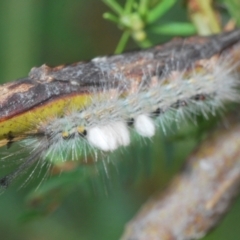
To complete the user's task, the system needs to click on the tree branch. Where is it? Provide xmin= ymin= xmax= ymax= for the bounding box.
xmin=1 ymin=29 xmax=240 ymax=238
xmin=2 ymin=29 xmax=239 ymax=118
xmin=121 ymin=112 xmax=240 ymax=240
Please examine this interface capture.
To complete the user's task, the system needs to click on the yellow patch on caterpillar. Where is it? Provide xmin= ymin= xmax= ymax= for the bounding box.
xmin=77 ymin=126 xmax=86 ymax=135
xmin=0 ymin=93 xmax=92 ymax=142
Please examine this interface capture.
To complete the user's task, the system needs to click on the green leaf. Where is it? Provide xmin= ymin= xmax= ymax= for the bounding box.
xmin=150 ymin=22 xmax=196 ymax=36
xmin=102 ymin=0 xmax=123 ymax=15
xmin=103 ymin=12 xmax=119 ymax=24
xmin=115 ymin=30 xmax=131 ymax=53
xmin=124 ymin=0 xmax=135 ymax=14
xmin=222 ymin=0 xmax=240 ymax=25
xmin=147 ymin=0 xmax=177 ymax=24
xmin=138 ymin=0 xmax=149 ymax=17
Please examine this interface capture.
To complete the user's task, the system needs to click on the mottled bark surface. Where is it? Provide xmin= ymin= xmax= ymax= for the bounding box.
xmin=1 ymin=29 xmax=240 ymax=121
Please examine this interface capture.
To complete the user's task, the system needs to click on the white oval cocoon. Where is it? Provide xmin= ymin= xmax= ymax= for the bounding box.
xmin=87 ymin=121 xmax=130 ymax=151
xmin=134 ymin=114 xmax=155 ymax=137
xmin=114 ymin=122 xmax=131 ymax=147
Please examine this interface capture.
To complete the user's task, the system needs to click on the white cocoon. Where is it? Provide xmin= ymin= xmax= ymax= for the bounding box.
xmin=134 ymin=114 xmax=155 ymax=137
xmin=87 ymin=121 xmax=130 ymax=151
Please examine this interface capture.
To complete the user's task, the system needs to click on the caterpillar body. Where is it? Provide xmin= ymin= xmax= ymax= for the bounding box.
xmin=0 ymin=29 xmax=240 ymax=187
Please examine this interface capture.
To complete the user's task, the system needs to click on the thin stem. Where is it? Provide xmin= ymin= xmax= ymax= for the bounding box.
xmin=102 ymin=0 xmax=123 ymax=15
xmin=114 ymin=30 xmax=130 ymax=54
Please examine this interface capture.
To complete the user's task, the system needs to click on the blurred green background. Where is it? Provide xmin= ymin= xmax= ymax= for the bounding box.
xmin=0 ymin=0 xmax=240 ymax=239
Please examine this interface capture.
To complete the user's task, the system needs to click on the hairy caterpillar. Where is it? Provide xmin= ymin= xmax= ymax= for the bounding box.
xmin=0 ymin=29 xmax=240 ymax=188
